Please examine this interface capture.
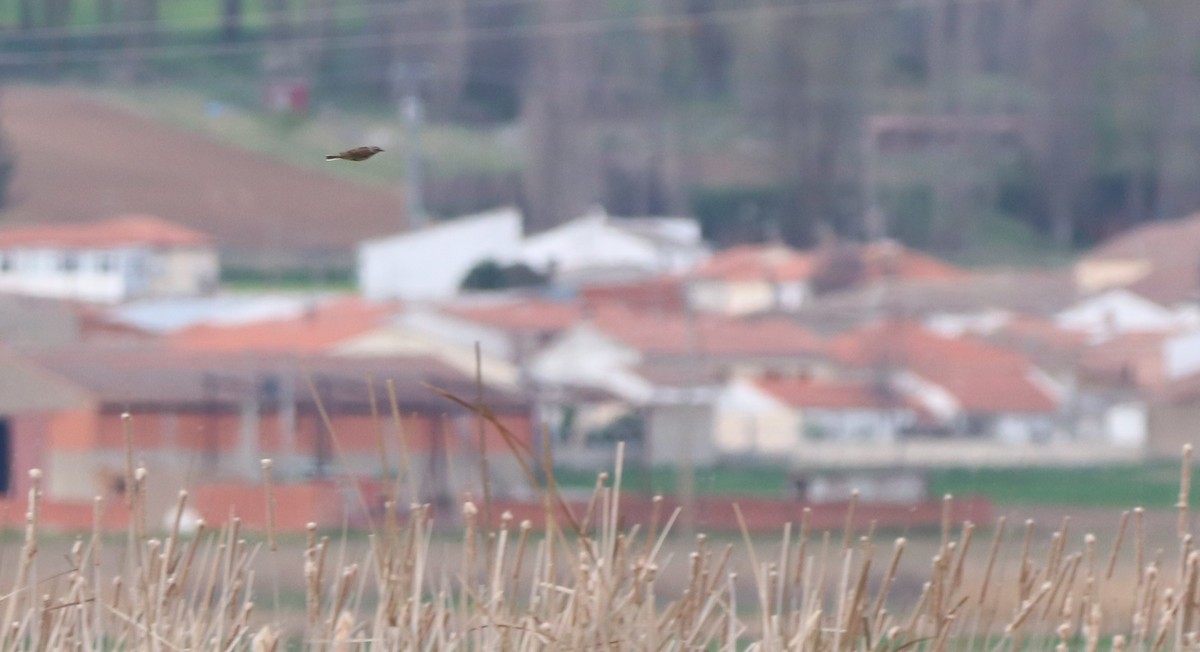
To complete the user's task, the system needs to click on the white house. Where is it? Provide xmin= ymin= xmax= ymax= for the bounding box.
xmin=357 ymin=206 xmax=708 ymax=300
xmin=517 ymin=206 xmax=710 ymax=284
xmin=0 ymin=215 xmax=218 ymax=304
xmin=687 ymin=244 xmax=816 ymax=315
xmin=1055 ymin=289 xmax=1187 ymax=340
xmin=357 ymin=207 xmax=524 ymax=301
xmin=714 ymin=376 xmax=916 ymax=458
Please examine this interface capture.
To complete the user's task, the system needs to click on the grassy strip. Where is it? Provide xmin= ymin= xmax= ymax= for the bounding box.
xmin=929 ymin=462 xmax=1188 ymax=507
xmin=552 ymin=464 xmax=793 ymax=497
xmin=555 ymin=462 xmax=1196 ymax=509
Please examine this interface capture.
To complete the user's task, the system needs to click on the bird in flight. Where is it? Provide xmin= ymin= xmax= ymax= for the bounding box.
xmin=325 ymin=146 xmax=384 ymax=162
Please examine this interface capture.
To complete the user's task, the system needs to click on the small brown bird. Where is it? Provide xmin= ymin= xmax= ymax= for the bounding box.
xmin=325 ymin=146 xmax=384 ymax=162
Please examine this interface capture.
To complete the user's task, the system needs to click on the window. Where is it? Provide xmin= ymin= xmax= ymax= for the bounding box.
xmin=0 ymin=252 xmax=9 ymax=273
xmin=96 ymin=252 xmax=116 ymax=273
xmin=60 ymin=252 xmax=79 ymax=272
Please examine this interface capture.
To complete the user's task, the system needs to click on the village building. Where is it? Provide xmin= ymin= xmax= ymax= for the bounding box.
xmin=1054 ymin=288 xmax=1196 ymax=340
xmin=0 ymin=346 xmax=534 ymax=531
xmin=1074 ymin=212 xmax=1200 ymax=306
xmin=357 ymin=206 xmax=710 ymax=301
xmin=516 ymin=207 xmax=709 ymax=285
xmin=0 ymin=215 xmax=218 ymax=303
xmin=687 ymin=240 xmax=966 ymax=317
xmin=529 ymin=304 xmax=830 ymax=466
xmin=358 ymin=207 xmax=524 ymax=301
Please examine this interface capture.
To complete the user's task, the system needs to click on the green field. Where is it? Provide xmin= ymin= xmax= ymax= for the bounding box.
xmin=552 ymin=465 xmax=793 ymax=498
xmin=928 ymin=463 xmax=1192 ymax=508
xmin=554 ymin=462 xmax=1195 ymax=509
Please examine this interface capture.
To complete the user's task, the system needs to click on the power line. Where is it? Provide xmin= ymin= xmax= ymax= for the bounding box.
xmin=0 ymin=0 xmax=1009 ymax=66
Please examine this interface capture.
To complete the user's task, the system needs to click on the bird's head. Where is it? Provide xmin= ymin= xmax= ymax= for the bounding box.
xmin=371 ymin=146 xmax=384 ymax=153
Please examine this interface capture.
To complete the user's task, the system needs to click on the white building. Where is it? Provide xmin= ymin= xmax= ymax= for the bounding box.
xmin=0 ymin=215 xmax=218 ymax=303
xmin=357 ymin=207 xmax=524 ymax=301
xmin=356 ymin=206 xmax=711 ymax=300
xmin=517 ymin=206 xmax=710 ymax=284
xmin=1055 ymin=288 xmax=1188 ymax=340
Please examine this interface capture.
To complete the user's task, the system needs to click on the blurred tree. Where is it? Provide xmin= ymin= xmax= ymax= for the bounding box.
xmin=221 ymin=0 xmax=244 ymax=43
xmin=0 ymin=126 xmax=16 ymax=213
xmin=460 ymin=260 xmax=547 ymax=291
xmin=734 ymin=0 xmax=870 ymax=247
xmin=398 ymin=0 xmax=468 ymax=115
xmin=18 ymin=0 xmax=33 ymax=31
xmin=1145 ymin=0 xmax=1200 ymax=221
xmin=521 ymin=0 xmax=605 ymax=233
xmin=1027 ymin=0 xmax=1098 ymax=246
xmin=45 ymin=0 xmax=73 ymax=72
xmin=461 ymin=0 xmax=526 ymax=120
xmin=301 ymin=0 xmax=334 ymax=74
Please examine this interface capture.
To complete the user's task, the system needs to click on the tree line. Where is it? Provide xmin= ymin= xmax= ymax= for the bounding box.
xmin=5 ymin=0 xmax=1200 ymax=255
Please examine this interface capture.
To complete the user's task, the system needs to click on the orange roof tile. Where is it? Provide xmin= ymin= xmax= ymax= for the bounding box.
xmin=590 ymin=304 xmax=825 ymax=358
xmin=692 ymin=244 xmax=817 ymax=282
xmin=1078 ymin=332 xmax=1168 ymax=388
xmin=0 ymin=215 xmax=212 ymax=249
xmin=830 ymin=320 xmax=1056 ymax=413
xmin=169 ymin=297 xmax=396 ymax=354
xmin=855 ymin=241 xmax=967 ymax=283
xmin=692 ymin=241 xmax=965 ymax=287
xmin=755 ymin=376 xmax=902 ymax=410
xmin=580 ymin=276 xmax=686 ymax=312
xmin=446 ymin=297 xmax=583 ymax=334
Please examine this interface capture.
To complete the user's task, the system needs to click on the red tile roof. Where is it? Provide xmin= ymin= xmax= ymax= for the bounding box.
xmin=691 ymin=244 xmax=817 ymax=282
xmin=580 ymin=276 xmax=687 ymax=312
xmin=445 ymin=297 xmax=583 ymax=334
xmin=1078 ymin=332 xmax=1168 ymax=389
xmin=755 ymin=376 xmax=902 ymax=410
xmin=691 ymin=241 xmax=965 ymax=286
xmin=1080 ymin=213 xmax=1200 ymax=304
xmin=169 ymin=297 xmax=396 ymax=354
xmin=857 ymin=241 xmax=966 ymax=283
xmin=590 ymin=304 xmax=825 ymax=358
xmin=27 ymin=347 xmax=528 ymax=412
xmin=830 ymin=320 xmax=1057 ymax=413
xmin=0 ymin=215 xmax=212 ymax=249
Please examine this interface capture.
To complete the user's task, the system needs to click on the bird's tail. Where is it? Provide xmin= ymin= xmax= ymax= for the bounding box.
xmin=325 ymin=155 xmax=341 ymax=161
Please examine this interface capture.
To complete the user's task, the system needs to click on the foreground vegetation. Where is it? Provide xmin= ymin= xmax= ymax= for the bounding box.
xmin=5 ymin=385 xmax=1200 ymax=650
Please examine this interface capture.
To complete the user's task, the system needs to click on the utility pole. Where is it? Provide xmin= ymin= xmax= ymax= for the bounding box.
xmin=392 ymin=62 xmax=435 ymax=230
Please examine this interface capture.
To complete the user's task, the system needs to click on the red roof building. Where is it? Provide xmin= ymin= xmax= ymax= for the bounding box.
xmin=587 ymin=303 xmax=826 ymax=359
xmin=754 ymin=376 xmax=904 ymax=410
xmin=169 ymin=297 xmax=397 ymax=354
xmin=686 ymin=241 xmax=965 ymax=316
xmin=829 ymin=320 xmax=1060 ymax=427
xmin=0 ymin=215 xmax=218 ymax=303
xmin=0 ymin=214 xmax=212 ymax=249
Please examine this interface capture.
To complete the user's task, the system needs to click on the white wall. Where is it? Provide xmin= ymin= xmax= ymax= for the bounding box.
xmin=1055 ymin=289 xmax=1182 ymax=337
xmin=518 ymin=211 xmax=709 ymax=281
xmin=357 ymin=208 xmax=523 ymax=300
xmin=0 ymin=244 xmax=218 ymax=303
xmin=529 ymin=325 xmax=654 ymax=402
xmin=0 ymin=247 xmax=134 ymax=303
xmin=802 ymin=409 xmax=902 ymax=443
xmin=1165 ymin=330 xmax=1200 ymax=380
xmin=713 ymin=379 xmax=798 ymax=455
xmin=151 ymin=247 xmax=219 ymax=296
xmin=687 ymin=280 xmax=810 ymax=315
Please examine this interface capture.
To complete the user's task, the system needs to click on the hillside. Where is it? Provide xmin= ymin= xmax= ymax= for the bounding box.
xmin=0 ymin=85 xmax=406 ymax=271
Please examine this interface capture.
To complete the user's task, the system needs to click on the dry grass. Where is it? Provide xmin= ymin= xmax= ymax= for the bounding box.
xmin=3 ymin=391 xmax=1199 ymax=651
